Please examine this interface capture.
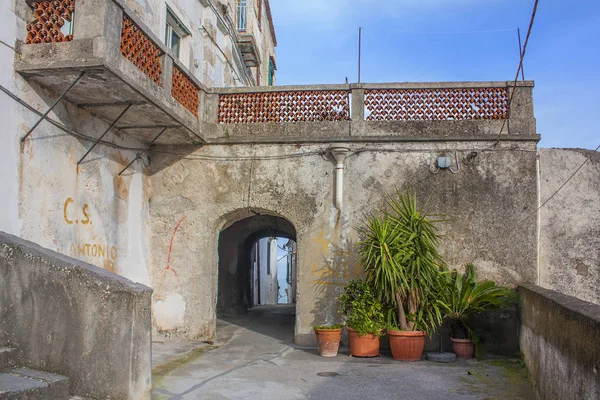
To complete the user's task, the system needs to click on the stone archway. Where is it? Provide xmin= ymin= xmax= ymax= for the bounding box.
xmin=216 ymin=210 xmax=297 ymax=317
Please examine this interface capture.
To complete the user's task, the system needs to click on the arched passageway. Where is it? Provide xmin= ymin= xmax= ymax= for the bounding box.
xmin=217 ymin=213 xmax=297 ymax=317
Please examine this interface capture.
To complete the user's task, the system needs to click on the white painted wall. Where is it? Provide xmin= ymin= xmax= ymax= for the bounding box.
xmin=0 ymin=0 xmax=23 ymax=237
xmin=255 ymin=237 xmax=278 ymax=305
xmin=1 ymin=1 xmax=151 ymax=287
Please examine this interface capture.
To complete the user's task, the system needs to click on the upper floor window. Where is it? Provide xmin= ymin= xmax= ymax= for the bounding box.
xmin=238 ymin=0 xmax=247 ymax=32
xmin=268 ymin=57 xmax=276 ymax=86
xmin=165 ymin=7 xmax=190 ymax=59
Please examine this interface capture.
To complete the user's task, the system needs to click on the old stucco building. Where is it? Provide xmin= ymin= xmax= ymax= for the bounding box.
xmin=1 ymin=0 xmax=598 ymax=355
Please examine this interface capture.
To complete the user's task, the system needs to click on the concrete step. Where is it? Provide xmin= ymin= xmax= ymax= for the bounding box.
xmin=0 ymin=348 xmax=17 ymax=371
xmin=0 ymin=368 xmax=70 ymax=400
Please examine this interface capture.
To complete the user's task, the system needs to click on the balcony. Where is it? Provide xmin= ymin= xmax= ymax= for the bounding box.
xmin=236 ymin=33 xmax=260 ymax=68
xmin=16 ymin=0 xmax=209 ymax=145
xmin=209 ymin=81 xmax=537 ymax=143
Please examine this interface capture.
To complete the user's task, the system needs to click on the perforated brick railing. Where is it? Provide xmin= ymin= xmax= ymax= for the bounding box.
xmin=364 ymin=88 xmax=508 ymax=121
xmin=218 ymin=90 xmax=351 ymax=124
xmin=26 ymin=0 xmax=75 ymax=44
xmin=172 ymin=65 xmax=199 ymax=116
xmin=120 ymin=15 xmax=162 ymax=85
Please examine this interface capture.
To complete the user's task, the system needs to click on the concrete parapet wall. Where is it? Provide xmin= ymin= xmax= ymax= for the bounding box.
xmin=519 ymin=284 xmax=600 ymax=400
xmin=212 ymin=81 xmax=536 ymax=140
xmin=0 ymin=232 xmax=152 ymax=400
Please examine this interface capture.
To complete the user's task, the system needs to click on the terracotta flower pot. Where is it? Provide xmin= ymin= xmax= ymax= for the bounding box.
xmin=314 ymin=328 xmax=342 ymax=357
xmin=451 ymin=338 xmax=474 ymax=358
xmin=347 ymin=327 xmax=380 ymax=357
xmin=387 ymin=330 xmax=426 ymax=361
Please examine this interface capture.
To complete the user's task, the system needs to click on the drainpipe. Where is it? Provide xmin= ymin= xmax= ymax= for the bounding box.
xmin=330 ymin=147 xmax=352 ymax=210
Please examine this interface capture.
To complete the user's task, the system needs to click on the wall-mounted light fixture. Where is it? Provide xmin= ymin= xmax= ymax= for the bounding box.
xmin=431 ymin=152 xmax=461 ymax=174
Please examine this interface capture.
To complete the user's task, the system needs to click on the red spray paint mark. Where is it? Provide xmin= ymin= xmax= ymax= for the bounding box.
xmin=160 ymin=216 xmax=186 ymax=290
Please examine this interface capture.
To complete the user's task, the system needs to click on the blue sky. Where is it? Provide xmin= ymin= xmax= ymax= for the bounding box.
xmin=270 ymin=0 xmax=599 ymax=150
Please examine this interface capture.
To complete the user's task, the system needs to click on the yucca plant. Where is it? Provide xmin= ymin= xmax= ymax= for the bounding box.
xmin=359 ymin=190 xmax=446 ymax=335
xmin=442 ymin=263 xmax=517 ymax=355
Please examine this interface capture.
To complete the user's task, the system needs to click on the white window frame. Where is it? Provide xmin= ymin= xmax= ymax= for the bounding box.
xmin=238 ymin=0 xmax=248 ymax=32
xmin=165 ymin=7 xmax=190 ymax=59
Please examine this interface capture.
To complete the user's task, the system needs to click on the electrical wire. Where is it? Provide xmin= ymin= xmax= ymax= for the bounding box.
xmin=495 ymin=0 xmax=539 ymax=143
xmin=364 ymin=27 xmax=517 ymax=35
xmin=151 ymin=149 xmax=328 ymax=161
xmin=537 ymin=144 xmax=600 ymax=212
xmin=0 ymin=84 xmax=147 ymax=152
xmin=0 ymin=83 xmax=330 ymax=161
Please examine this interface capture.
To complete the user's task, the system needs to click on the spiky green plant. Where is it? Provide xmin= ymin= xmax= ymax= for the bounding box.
xmin=442 ymin=263 xmax=517 ymax=356
xmin=359 ymin=190 xmax=446 ymax=335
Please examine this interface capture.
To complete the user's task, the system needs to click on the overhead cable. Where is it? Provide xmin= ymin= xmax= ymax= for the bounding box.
xmin=495 ymin=0 xmax=539 ymax=143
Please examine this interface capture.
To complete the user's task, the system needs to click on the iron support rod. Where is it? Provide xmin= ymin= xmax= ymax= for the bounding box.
xmin=117 ymin=127 xmax=168 ymax=176
xmin=22 ymin=71 xmax=85 ymax=143
xmin=517 ymin=28 xmax=525 ymax=81
xmin=77 ymin=104 xmax=133 ymax=165
xmin=358 ymin=27 xmax=362 ymax=83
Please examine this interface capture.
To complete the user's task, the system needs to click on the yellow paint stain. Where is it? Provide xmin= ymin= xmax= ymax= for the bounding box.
xmin=312 ymin=230 xmax=330 ymax=254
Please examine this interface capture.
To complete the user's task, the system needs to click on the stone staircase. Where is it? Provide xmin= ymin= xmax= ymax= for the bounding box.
xmin=0 ymin=347 xmax=82 ymax=400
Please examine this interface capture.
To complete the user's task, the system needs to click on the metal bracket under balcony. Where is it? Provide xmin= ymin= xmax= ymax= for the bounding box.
xmin=14 ymin=0 xmax=207 ymax=146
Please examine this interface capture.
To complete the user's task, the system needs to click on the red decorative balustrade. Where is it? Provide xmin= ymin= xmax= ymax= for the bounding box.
xmin=26 ymin=0 xmax=75 ymax=44
xmin=172 ymin=65 xmax=199 ymax=116
xmin=364 ymin=88 xmax=509 ymax=121
xmin=120 ymin=15 xmax=162 ymax=85
xmin=218 ymin=91 xmax=351 ymax=124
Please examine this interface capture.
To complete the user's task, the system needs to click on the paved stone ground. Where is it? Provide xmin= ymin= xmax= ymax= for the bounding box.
xmin=152 ymin=305 xmax=536 ymax=400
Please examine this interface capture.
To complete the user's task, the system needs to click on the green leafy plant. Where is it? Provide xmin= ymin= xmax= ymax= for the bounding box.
xmin=313 ymin=324 xmax=344 ymax=330
xmin=359 ymin=190 xmax=446 ymax=335
xmin=441 ymin=263 xmax=517 ymax=356
xmin=339 ymin=279 xmax=385 ymax=337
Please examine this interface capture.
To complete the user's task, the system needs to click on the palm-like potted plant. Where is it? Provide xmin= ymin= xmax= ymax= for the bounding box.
xmin=339 ymin=279 xmax=386 ymax=357
xmin=442 ymin=263 xmax=517 ymax=358
xmin=359 ymin=191 xmax=446 ymax=361
xmin=313 ymin=324 xmax=344 ymax=357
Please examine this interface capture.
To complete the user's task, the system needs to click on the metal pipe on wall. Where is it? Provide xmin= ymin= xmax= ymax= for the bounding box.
xmin=330 ymin=147 xmax=352 ymax=210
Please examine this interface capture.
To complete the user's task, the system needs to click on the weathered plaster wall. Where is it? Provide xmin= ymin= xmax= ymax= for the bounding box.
xmin=519 ymin=284 xmax=600 ymax=400
xmin=0 ymin=232 xmax=152 ymax=400
xmin=148 ymin=139 xmax=538 ymax=344
xmin=539 ymin=148 xmax=600 ymax=305
xmin=1 ymin=1 xmax=151 ymax=285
